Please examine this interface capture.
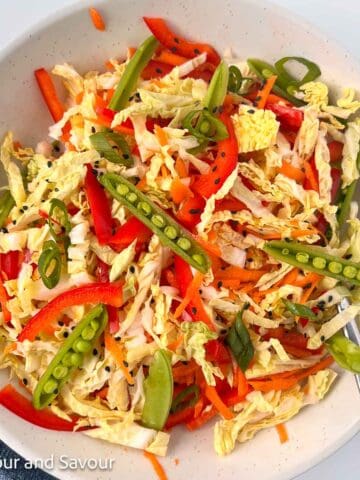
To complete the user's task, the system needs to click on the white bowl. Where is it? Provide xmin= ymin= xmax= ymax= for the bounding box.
xmin=0 ymin=1 xmax=359 ymax=479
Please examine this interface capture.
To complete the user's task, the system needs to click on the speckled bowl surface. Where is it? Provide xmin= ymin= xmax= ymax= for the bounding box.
xmin=0 ymin=0 xmax=359 ymax=479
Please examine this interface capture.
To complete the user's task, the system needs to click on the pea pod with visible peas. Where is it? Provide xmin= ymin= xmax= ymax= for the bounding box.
xmin=264 ymin=240 xmax=360 ymax=286
xmin=326 ymin=332 xmax=360 ymax=373
xmin=141 ymin=349 xmax=173 ymax=430
xmin=99 ymin=172 xmax=211 ymax=273
xmin=33 ymin=304 xmax=108 ymax=409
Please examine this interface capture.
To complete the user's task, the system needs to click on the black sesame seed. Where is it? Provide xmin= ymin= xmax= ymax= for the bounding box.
xmin=12 ymin=220 xmax=16 ymax=225
xmin=191 ymin=307 xmax=197 ymax=314
xmin=243 ymin=231 xmax=248 ymax=237
xmin=91 ymin=126 xmax=96 ymax=133
xmin=23 ymin=378 xmax=28 ymax=386
xmin=123 ymin=361 xmax=129 ymax=367
xmin=189 ymin=208 xmax=201 ymax=214
xmin=93 ymin=349 xmax=98 ymax=356
xmin=212 ymin=165 xmax=218 ymax=172
xmin=220 ymin=328 xmax=227 ymax=335
xmin=247 ymin=258 xmax=253 ymax=263
xmin=23 ymin=205 xmax=28 ymax=211
xmin=63 ymin=331 xmax=69 ymax=338
xmin=1 ymin=227 xmax=8 ymax=233
xmin=253 ymin=102 xmax=258 ymax=107
xmin=181 ymin=360 xmax=188 ymax=365
xmin=115 ymin=336 xmax=121 ymax=341
xmin=150 ymin=298 xmax=155 ymax=305
xmin=47 ymin=161 xmax=52 ymax=168
xmin=247 ymin=109 xmax=255 ymax=114
xmin=304 ymin=283 xmax=312 ymax=289
xmin=320 ymin=335 xmax=325 ymax=342
xmin=199 ymin=289 xmax=203 ymax=294
xmin=105 ymin=366 xmax=111 ymax=372
xmin=217 ymin=281 xmax=223 ymax=288
xmin=58 ymin=320 xmax=64 ymax=327
xmin=130 ymin=265 xmax=135 ymax=273
xmin=55 ymin=188 xmax=59 ymax=192
xmin=220 ymin=151 xmax=226 ymax=158
xmin=174 ymin=37 xmax=180 ymax=44
xmin=344 ymin=254 xmax=352 ymax=259
xmin=194 ymin=48 xmax=201 ymax=55
xmin=123 ymin=154 xmax=130 ymax=159
xmin=328 ymin=295 xmax=333 ymax=302
xmin=156 ymin=68 xmax=163 ymax=74
xmin=268 ymin=311 xmax=273 ymax=318
xmin=214 ymin=178 xmax=221 ymax=185
xmin=284 ymin=237 xmax=291 ymax=243
xmin=101 ymin=342 xmax=105 ymax=347
xmin=170 ymin=46 xmax=177 ymax=53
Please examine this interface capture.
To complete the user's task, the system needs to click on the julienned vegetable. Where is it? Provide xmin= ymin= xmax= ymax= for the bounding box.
xmin=89 ymin=131 xmax=133 ymax=166
xmin=33 ymin=305 xmax=108 ymax=409
xmin=48 ymin=198 xmax=71 ymax=242
xmin=141 ymin=349 xmax=173 ymax=430
xmin=226 ymin=304 xmax=254 ymax=372
xmin=264 ymin=240 xmax=360 ymax=286
xmin=109 ymin=35 xmax=159 ymax=111
xmin=227 ymin=65 xmax=253 ymax=94
xmin=0 ymin=190 xmax=15 ymax=228
xmin=100 ymin=172 xmax=211 ymax=273
xmin=38 ymin=240 xmax=62 ymax=289
xmin=326 ymin=332 xmax=360 ymax=373
xmin=283 ymin=299 xmax=317 ymax=320
xmin=18 ymin=283 xmax=124 ymax=342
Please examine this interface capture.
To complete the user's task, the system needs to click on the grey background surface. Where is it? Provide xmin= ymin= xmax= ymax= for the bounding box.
xmin=0 ymin=1 xmax=359 ymax=479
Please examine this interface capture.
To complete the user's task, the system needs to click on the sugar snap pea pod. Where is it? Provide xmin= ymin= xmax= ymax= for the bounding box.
xmin=0 ymin=190 xmax=15 ymax=228
xmin=90 ymin=131 xmax=133 ymax=167
xmin=326 ymin=332 xmax=360 ymax=373
xmin=263 ymin=240 xmax=360 ymax=286
xmin=109 ymin=35 xmax=159 ymax=111
xmin=283 ymin=299 xmax=317 ymax=320
xmin=226 ymin=303 xmax=254 ymax=372
xmin=100 ymin=172 xmax=211 ymax=273
xmin=183 ymin=109 xmax=228 ymax=143
xmin=170 ymin=385 xmax=199 ymax=414
xmin=33 ymin=304 xmax=108 ymax=409
xmin=141 ymin=349 xmax=173 ymax=430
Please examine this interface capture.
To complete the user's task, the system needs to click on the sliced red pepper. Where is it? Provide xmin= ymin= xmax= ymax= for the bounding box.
xmin=330 ymin=167 xmax=342 ymax=203
xmin=315 ymin=212 xmax=328 ymax=235
xmin=95 ymin=258 xmax=110 ymax=283
xmin=303 ymin=156 xmax=319 ymax=192
xmin=0 ymin=384 xmax=80 ymax=431
xmin=215 ymin=197 xmax=246 ymax=212
xmin=141 ymin=60 xmax=173 ymax=80
xmin=176 ymin=194 xmax=205 ymax=230
xmin=95 ymin=105 xmax=135 ymax=136
xmin=143 ymin=17 xmax=220 ymax=65
xmin=187 ymin=62 xmax=216 ymax=83
xmin=205 ymin=339 xmax=231 ymax=364
xmin=267 ymin=103 xmax=303 ymax=131
xmin=34 ymin=68 xmax=64 ymax=122
xmin=109 ymin=216 xmax=152 ymax=250
xmin=186 ymin=405 xmax=217 ymax=431
xmin=94 ymin=260 xmax=120 ymax=334
xmin=262 ymin=327 xmax=323 ymax=356
xmin=18 ymin=282 xmax=124 ymax=342
xmin=174 ymin=255 xmax=215 ymax=330
xmin=84 ymin=165 xmax=113 ymax=244
xmin=165 ymin=406 xmax=195 ymax=429
xmin=192 ymin=113 xmax=238 ymax=198
xmin=0 ymin=251 xmax=23 ymax=280
xmin=0 ymin=279 xmax=11 ymax=323
xmin=328 ymin=141 xmax=343 ymax=163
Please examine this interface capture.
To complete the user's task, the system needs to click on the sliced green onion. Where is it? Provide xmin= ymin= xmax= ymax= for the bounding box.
xmin=0 ymin=190 xmax=15 ymax=228
xmin=203 ymin=60 xmax=229 ymax=113
xmin=183 ymin=110 xmax=228 ymax=143
xmin=228 ymin=66 xmax=254 ymax=95
xmin=48 ymin=199 xmax=71 ymax=242
xmin=274 ymin=56 xmax=321 ymax=88
xmin=109 ymin=35 xmax=159 ymax=111
xmin=38 ymin=240 xmax=62 ymax=289
xmin=90 ymin=131 xmax=133 ymax=166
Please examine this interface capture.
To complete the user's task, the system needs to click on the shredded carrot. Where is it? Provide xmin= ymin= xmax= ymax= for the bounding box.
xmin=276 ymin=423 xmax=289 ymax=444
xmin=155 ymin=49 xmax=188 ymax=66
xmin=105 ymin=88 xmax=115 ymax=103
xmin=74 ymin=92 xmax=84 ymax=104
xmin=279 ymin=161 xmax=305 ymax=183
xmin=127 ymin=46 xmax=136 ymax=58
xmin=105 ymin=60 xmax=114 ymax=71
xmin=237 ymin=368 xmax=250 ymax=398
xmin=246 ymin=227 xmax=318 ymax=241
xmin=174 ymin=272 xmax=205 ymax=318
xmin=167 ymin=335 xmax=183 ymax=352
xmin=174 ymin=157 xmax=188 ymax=178
xmin=279 ymin=268 xmax=299 ymax=287
xmin=104 ymin=331 xmax=134 ymax=385
xmin=89 ymin=8 xmax=106 ymax=31
xmin=300 ymin=275 xmax=321 ymax=304
xmin=248 ymin=356 xmax=333 ymax=393
xmin=154 ymin=125 xmax=168 ymax=146
xmin=304 ymin=161 xmax=319 ymax=192
xmin=204 ymin=385 xmax=234 ymax=420
xmin=215 ymin=266 xmax=267 ymax=282
xmin=161 ymin=165 xmax=169 ymax=178
xmin=170 ymin=178 xmax=193 ymax=205
xmin=143 ymin=451 xmax=168 ymax=480
xmin=136 ymin=177 xmax=147 ymax=191
xmin=186 ymin=406 xmax=217 ymax=431
xmin=256 ymin=75 xmax=278 ymax=109
xmin=293 ymin=272 xmax=321 ymax=288
xmin=90 ymin=116 xmax=134 ymax=136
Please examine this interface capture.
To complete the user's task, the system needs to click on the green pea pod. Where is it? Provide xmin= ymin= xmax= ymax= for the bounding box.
xmin=38 ymin=240 xmax=62 ymax=289
xmin=0 ymin=190 xmax=15 ymax=228
xmin=170 ymin=385 xmax=199 ymax=413
xmin=90 ymin=132 xmax=133 ymax=166
xmin=274 ymin=57 xmax=321 ymax=88
xmin=100 ymin=172 xmax=211 ymax=273
xmin=33 ymin=304 xmax=108 ymax=409
xmin=264 ymin=240 xmax=360 ymax=286
xmin=203 ymin=60 xmax=229 ymax=113
xmin=109 ymin=36 xmax=159 ymax=111
xmin=226 ymin=303 xmax=254 ymax=372
xmin=283 ymin=299 xmax=317 ymax=320
xmin=326 ymin=332 xmax=360 ymax=373
xmin=182 ymin=110 xmax=228 ymax=143
xmin=48 ymin=199 xmax=71 ymax=242
xmin=141 ymin=349 xmax=173 ymax=430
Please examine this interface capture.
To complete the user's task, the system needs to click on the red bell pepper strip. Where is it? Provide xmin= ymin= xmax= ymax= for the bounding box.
xmin=94 ymin=260 xmax=120 ymax=333
xmin=267 ymin=103 xmax=303 ymax=131
xmin=174 ymin=255 xmax=215 ymax=330
xmin=109 ymin=216 xmax=152 ymax=250
xmin=0 ymin=384 xmax=79 ymax=431
xmin=84 ymin=165 xmax=113 ymax=244
xmin=165 ymin=406 xmax=195 ymax=429
xmin=143 ymin=17 xmax=220 ymax=66
xmin=0 ymin=251 xmax=23 ymax=280
xmin=94 ymin=105 xmax=135 ymax=136
xmin=215 ymin=197 xmax=246 ymax=212
xmin=303 ymin=156 xmax=319 ymax=192
xmin=141 ymin=60 xmax=173 ymax=80
xmin=0 ymin=279 xmax=11 ymax=323
xmin=186 ymin=405 xmax=217 ymax=431
xmin=176 ymin=194 xmax=205 ymax=230
xmin=95 ymin=258 xmax=110 ymax=283
xmin=18 ymin=282 xmax=123 ymax=342
xmin=330 ymin=167 xmax=342 ymax=203
xmin=205 ymin=339 xmax=231 ymax=364
xmin=192 ymin=113 xmax=238 ymax=198
xmin=328 ymin=141 xmax=343 ymax=163
xmin=34 ymin=68 xmax=65 ymax=122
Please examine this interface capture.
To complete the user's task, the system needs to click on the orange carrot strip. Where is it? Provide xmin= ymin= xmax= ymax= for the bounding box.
xmin=104 ymin=331 xmax=134 ymax=385
xmin=279 ymin=268 xmax=299 ymax=286
xmin=160 ymin=165 xmax=169 ymax=178
xmin=0 ymin=280 xmax=11 ymax=324
xmin=195 ymin=236 xmax=222 ymax=258
xmin=186 ymin=406 xmax=217 ymax=431
xmin=293 ymin=272 xmax=321 ymax=288
xmin=300 ymin=276 xmax=321 ymax=304
xmin=304 ymin=161 xmax=319 ymax=192
xmin=237 ymin=368 xmax=250 ymax=398
xmin=167 ymin=335 xmax=183 ymax=352
xmin=170 ymin=178 xmax=193 ymax=205
xmin=279 ymin=161 xmax=305 ymax=183
xmin=256 ymin=75 xmax=278 ymax=109
xmin=136 ymin=177 xmax=147 ymax=191
xmin=174 ymin=157 xmax=188 ymax=178
xmin=89 ymin=8 xmax=106 ymax=31
xmin=155 ymin=49 xmax=188 ymax=66
xmin=276 ymin=423 xmax=289 ymax=444
xmin=143 ymin=451 xmax=168 ymax=480
xmin=128 ymin=47 xmax=136 ymax=58
xmin=215 ymin=266 xmax=267 ymax=282
xmin=154 ymin=125 xmax=168 ymax=146
xmin=174 ymin=272 xmax=205 ymax=318
xmin=204 ymin=385 xmax=234 ymax=420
